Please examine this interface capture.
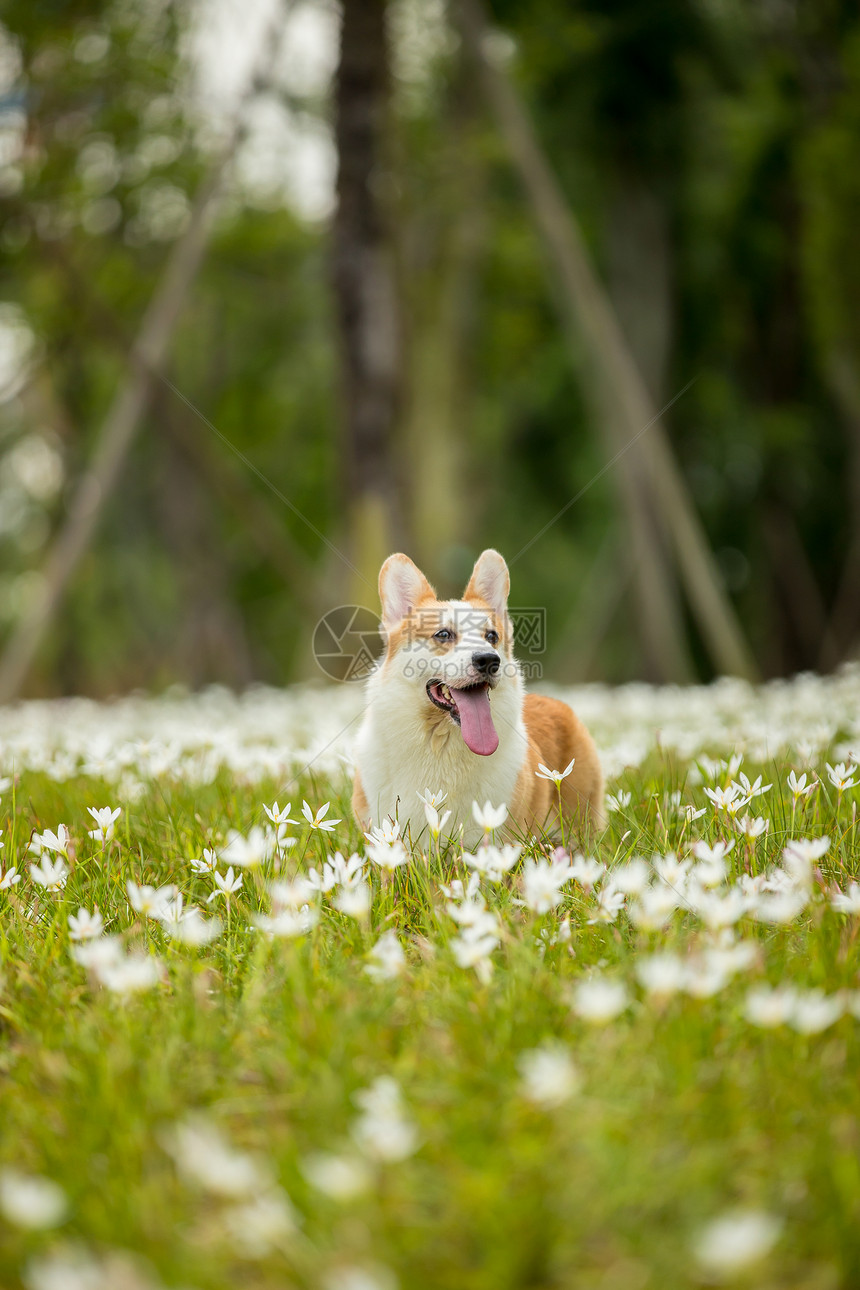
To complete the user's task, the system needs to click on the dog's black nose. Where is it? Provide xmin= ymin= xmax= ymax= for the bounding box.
xmin=472 ymin=651 xmax=500 ymax=676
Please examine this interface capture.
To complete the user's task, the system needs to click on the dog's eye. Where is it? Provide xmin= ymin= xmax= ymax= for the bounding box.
xmin=486 ymin=630 xmax=499 ymax=646
xmin=434 ymin=629 xmax=454 ymax=642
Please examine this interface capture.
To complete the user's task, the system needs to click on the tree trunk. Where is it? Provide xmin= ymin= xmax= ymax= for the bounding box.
xmin=332 ymin=0 xmax=404 ymax=602
xmin=402 ymin=54 xmax=484 ymax=586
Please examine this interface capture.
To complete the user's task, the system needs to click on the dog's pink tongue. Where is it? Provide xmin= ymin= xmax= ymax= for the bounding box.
xmin=454 ymin=686 xmax=499 ymax=756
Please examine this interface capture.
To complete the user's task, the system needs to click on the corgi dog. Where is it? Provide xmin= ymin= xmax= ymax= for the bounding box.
xmin=352 ymin=549 xmax=604 ymax=850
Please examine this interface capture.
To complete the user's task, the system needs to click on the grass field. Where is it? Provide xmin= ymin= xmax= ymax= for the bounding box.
xmin=1 ymin=671 xmax=860 ymax=1289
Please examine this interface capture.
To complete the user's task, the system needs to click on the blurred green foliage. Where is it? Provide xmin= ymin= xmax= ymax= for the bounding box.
xmin=1 ymin=0 xmax=860 ymax=694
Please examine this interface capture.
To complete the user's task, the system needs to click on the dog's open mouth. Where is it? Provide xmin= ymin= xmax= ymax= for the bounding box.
xmin=426 ymin=680 xmax=499 ymax=757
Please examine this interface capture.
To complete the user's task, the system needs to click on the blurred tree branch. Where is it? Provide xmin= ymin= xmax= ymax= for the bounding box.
xmin=459 ymin=0 xmax=759 ymax=682
xmin=0 ymin=6 xmax=293 ymax=702
xmin=40 ymin=237 xmax=318 ymax=615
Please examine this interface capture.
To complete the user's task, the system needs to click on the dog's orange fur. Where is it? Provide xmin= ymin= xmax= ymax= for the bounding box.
xmin=509 ymin=694 xmax=605 ymax=836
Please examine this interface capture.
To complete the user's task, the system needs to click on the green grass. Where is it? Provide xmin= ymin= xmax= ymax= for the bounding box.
xmin=1 ymin=736 xmax=859 ymax=1290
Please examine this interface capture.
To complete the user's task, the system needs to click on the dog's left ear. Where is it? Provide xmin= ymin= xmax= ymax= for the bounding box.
xmin=463 ymin=549 xmax=510 ymax=620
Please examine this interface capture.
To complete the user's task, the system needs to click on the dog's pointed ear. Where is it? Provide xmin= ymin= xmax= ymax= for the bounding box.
xmin=379 ymin=554 xmax=435 ymax=629
xmin=463 ymin=549 xmax=510 ymax=619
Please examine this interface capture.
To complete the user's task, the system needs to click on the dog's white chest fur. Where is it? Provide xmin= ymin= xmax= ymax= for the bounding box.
xmin=354 ymin=668 xmax=527 ymax=850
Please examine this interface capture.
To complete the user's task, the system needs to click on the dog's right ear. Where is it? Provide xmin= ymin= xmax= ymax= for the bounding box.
xmin=379 ymin=554 xmax=435 ymax=629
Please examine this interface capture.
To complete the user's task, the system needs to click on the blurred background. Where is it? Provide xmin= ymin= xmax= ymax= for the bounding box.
xmin=0 ymin=0 xmax=859 ymax=699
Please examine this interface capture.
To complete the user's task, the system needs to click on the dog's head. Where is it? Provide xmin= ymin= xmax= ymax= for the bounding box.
xmin=377 ymin=549 xmax=516 ymax=757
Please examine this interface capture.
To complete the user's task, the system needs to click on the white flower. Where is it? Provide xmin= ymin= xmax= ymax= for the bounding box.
xmin=303 ymin=1153 xmax=371 ymax=1200
xmin=0 ymin=865 xmax=20 ymax=890
xmin=683 ymin=960 xmax=729 ymax=999
xmin=417 ymin=788 xmax=448 ymax=809
xmin=703 ymin=784 xmax=748 ymax=815
xmin=605 ymin=790 xmax=631 ymax=812
xmin=518 ymin=1043 xmax=579 ymax=1107
xmin=691 ymin=859 xmax=728 ymax=890
xmin=570 ymin=853 xmax=605 ymax=889
xmin=535 ymin=759 xmax=575 ymax=786
xmin=29 ymin=856 xmax=69 ymax=891
xmin=165 ymin=1117 xmax=270 ymax=1196
xmin=365 ymin=818 xmax=401 ymax=845
xmin=309 ymin=851 xmax=359 ymax=892
xmin=734 ymin=813 xmax=768 ymax=840
xmin=826 ymin=761 xmax=857 ymax=792
xmin=693 ymin=1209 xmax=781 ymax=1277
xmin=744 ymin=985 xmax=799 ymax=1028
xmin=734 ymin=772 xmax=772 ymax=800
xmin=607 ymin=857 xmax=650 ymax=895
xmin=333 ymin=882 xmax=372 ymax=919
xmin=221 ymin=826 xmax=273 ymax=868
xmin=521 ymin=858 xmax=571 ymax=913
xmin=364 ymin=930 xmax=406 ymax=981
xmin=463 ymin=843 xmax=521 ymax=882
xmin=787 ymin=770 xmax=815 ymax=800
xmin=788 ymin=989 xmax=843 ymax=1034
xmin=652 ymin=852 xmax=690 ymax=887
xmin=29 ymin=825 xmax=70 ymax=858
xmin=683 ymin=804 xmax=707 ymax=822
xmin=787 ymin=835 xmax=831 ymax=861
xmin=783 ymin=836 xmax=829 ymax=869
xmin=751 ymin=890 xmax=807 ymax=924
xmin=704 ymin=938 xmax=759 ymax=978
xmin=451 ymin=916 xmax=500 ymax=983
xmin=587 ymin=886 xmax=626 ymax=924
xmin=166 ymin=910 xmax=222 ymax=946
xmin=86 ymin=805 xmax=121 ymax=843
xmin=270 ymin=877 xmax=317 ymax=909
xmin=831 ymin=881 xmax=860 ymax=914
xmin=0 ymin=1170 xmax=67 ymax=1229
xmin=628 ymin=881 xmax=681 ymax=929
xmin=224 ymin=1187 xmax=296 ymax=1257
xmin=636 ymin=953 xmax=687 ymax=997
xmin=190 ymin=848 xmax=219 ymax=874
xmin=690 ymin=887 xmax=748 ymax=930
xmin=263 ymin=800 xmax=295 ymax=826
xmin=71 ymin=934 xmax=125 ymax=970
xmin=98 ymin=952 xmax=165 ymax=994
xmin=692 ymin=839 xmax=735 ymax=866
xmin=265 ymin=821 xmax=296 ymax=852
xmin=441 ymin=873 xmax=481 ymax=903
xmin=126 ymin=879 xmax=175 ymax=919
xmin=352 ymin=1077 xmax=418 ymax=1162
xmin=323 ymin=1264 xmax=398 ymax=1290
xmin=68 ymin=907 xmax=104 ymax=940
xmin=423 ymin=802 xmax=452 ymax=839
xmin=24 ymin=1248 xmax=108 ymax=1290
xmin=471 ymin=800 xmax=508 ymax=833
xmin=253 ymin=907 xmax=319 ymax=938
xmin=302 ymin=800 xmax=341 ymax=832
xmin=207 ymin=865 xmax=243 ymax=903
xmin=445 ymin=885 xmax=489 ymax=925
xmin=365 ymin=838 xmax=410 ymax=871
xmin=571 ymin=978 xmax=628 ymax=1022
